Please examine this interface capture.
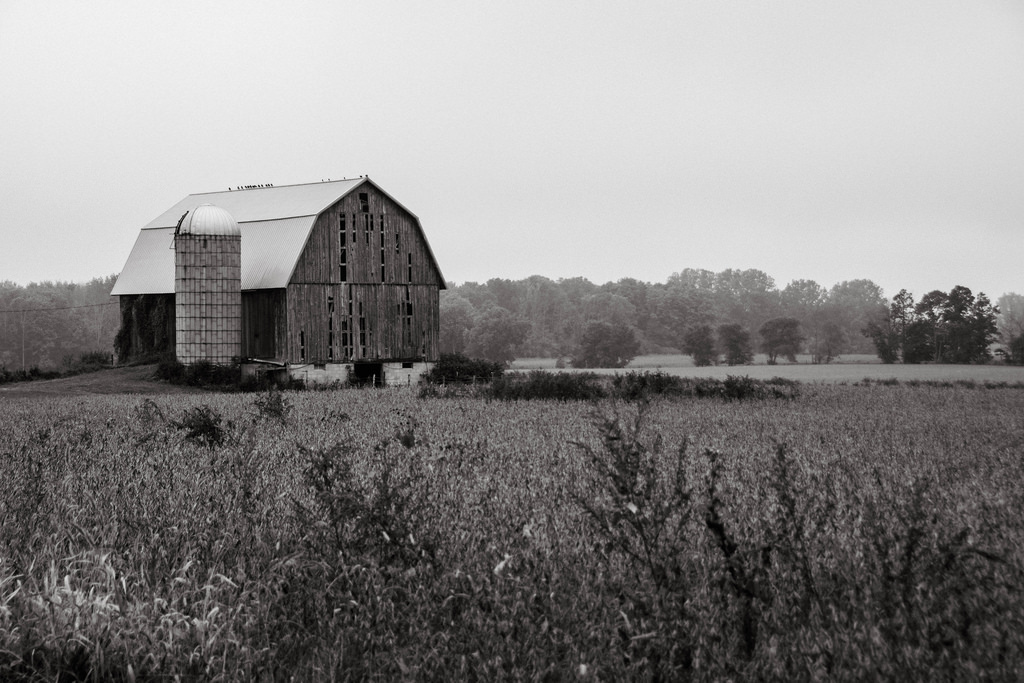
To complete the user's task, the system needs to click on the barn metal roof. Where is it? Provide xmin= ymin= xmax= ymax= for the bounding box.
xmin=110 ymin=228 xmax=176 ymax=295
xmin=144 ymin=179 xmax=366 ymax=228
xmin=110 ymin=217 xmax=317 ymax=295
xmin=112 ymin=178 xmax=445 ymax=295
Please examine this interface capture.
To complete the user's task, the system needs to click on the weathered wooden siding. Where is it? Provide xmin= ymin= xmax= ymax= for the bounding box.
xmin=286 ymin=182 xmax=441 ymax=363
xmin=285 ymin=284 xmax=439 ymax=363
xmin=241 ymin=289 xmax=286 ymax=360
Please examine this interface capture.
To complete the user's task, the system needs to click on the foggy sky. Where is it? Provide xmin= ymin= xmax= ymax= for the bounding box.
xmin=1 ymin=0 xmax=1022 ymax=301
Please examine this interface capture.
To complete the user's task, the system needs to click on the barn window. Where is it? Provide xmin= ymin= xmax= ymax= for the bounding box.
xmin=364 ymin=214 xmax=371 ymax=244
xmin=328 ymin=296 xmax=335 ymax=360
xmin=339 ymin=214 xmax=346 ymax=246
xmin=403 ymin=287 xmax=413 ymax=347
xmin=395 ymin=232 xmax=400 ymax=254
xmin=346 ymin=292 xmax=354 ymax=359
xmin=407 ymin=253 xmax=413 ymax=282
xmin=359 ymin=192 xmax=369 ymax=213
xmin=380 ymin=228 xmax=386 ymax=281
xmin=299 ymin=330 xmax=305 ymax=362
xmin=340 ymin=248 xmax=347 ymax=282
xmin=359 ymin=302 xmax=366 ymax=356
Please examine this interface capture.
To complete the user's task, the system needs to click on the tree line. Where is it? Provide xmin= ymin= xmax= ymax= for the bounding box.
xmin=441 ymin=270 xmax=1022 ymax=366
xmin=0 ymin=276 xmax=121 ymax=372
xmin=2 ymin=271 xmax=1019 ymax=371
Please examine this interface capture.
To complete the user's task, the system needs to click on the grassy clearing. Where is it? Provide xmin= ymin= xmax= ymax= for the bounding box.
xmin=1 ymin=385 xmax=1023 ymax=680
xmin=513 ymin=353 xmax=1024 ymax=384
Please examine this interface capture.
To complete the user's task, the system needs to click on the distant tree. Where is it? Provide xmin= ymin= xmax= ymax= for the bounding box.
xmin=604 ymin=277 xmax=653 ymax=333
xmin=942 ymin=286 xmax=999 ymax=363
xmin=465 ymin=306 xmax=530 ymax=365
xmin=450 ymin=281 xmax=497 ymax=310
xmin=780 ymin=279 xmax=827 ymax=320
xmin=909 ymin=287 xmax=999 ymax=363
xmin=683 ymin=325 xmax=716 ymax=366
xmin=865 ymin=287 xmax=999 ymax=364
xmin=572 ymin=321 xmax=640 ymax=369
xmin=902 ymin=319 xmax=935 ymax=364
xmin=997 ymin=293 xmax=1024 ymax=344
xmin=825 ymin=279 xmax=888 ymax=354
xmin=439 ymin=293 xmax=477 ymax=355
xmin=863 ymin=321 xmax=900 ymax=364
xmin=714 ymin=269 xmax=781 ymax=334
xmin=580 ymin=292 xmax=638 ymax=328
xmin=519 ymin=276 xmax=574 ymax=357
xmin=717 ymin=323 xmax=753 ymax=366
xmin=863 ymin=289 xmax=915 ymax=363
xmin=649 ymin=279 xmax=715 ymax=348
xmin=914 ymin=290 xmax=949 ymax=361
xmin=759 ymin=317 xmax=802 ymax=364
xmin=809 ymin=320 xmax=845 ymax=364
xmin=1009 ymin=334 xmax=1024 ymax=365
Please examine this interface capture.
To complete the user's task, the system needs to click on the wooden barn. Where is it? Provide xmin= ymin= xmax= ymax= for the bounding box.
xmin=111 ymin=177 xmax=445 ymax=385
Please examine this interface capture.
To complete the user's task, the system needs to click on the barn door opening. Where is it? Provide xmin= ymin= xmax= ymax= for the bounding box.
xmin=352 ymin=361 xmax=384 ymax=387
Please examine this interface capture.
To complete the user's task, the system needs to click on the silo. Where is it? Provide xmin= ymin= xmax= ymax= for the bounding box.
xmin=174 ymin=204 xmax=242 ymax=365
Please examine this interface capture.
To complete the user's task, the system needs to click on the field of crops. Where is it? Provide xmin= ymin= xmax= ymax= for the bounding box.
xmin=2 ymin=382 xmax=1023 ymax=680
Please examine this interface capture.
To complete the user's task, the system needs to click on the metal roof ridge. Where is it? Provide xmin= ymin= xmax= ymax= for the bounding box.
xmin=140 ymin=214 xmax=320 ymax=229
xmin=188 ymin=178 xmax=365 ymax=197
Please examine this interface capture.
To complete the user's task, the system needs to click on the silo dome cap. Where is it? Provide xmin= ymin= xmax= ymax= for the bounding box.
xmin=178 ymin=203 xmax=240 ymax=236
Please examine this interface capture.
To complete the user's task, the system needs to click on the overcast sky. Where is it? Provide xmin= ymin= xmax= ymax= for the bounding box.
xmin=1 ymin=0 xmax=1022 ymax=301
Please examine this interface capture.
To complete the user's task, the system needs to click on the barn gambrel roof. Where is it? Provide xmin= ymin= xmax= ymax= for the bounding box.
xmin=112 ymin=178 xmax=445 ymax=295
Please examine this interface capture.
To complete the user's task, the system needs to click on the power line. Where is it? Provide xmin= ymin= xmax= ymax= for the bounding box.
xmin=0 ymin=301 xmax=118 ymax=315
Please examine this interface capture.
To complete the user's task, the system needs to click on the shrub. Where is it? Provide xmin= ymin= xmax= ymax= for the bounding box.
xmin=722 ymin=374 xmax=763 ymax=400
xmin=570 ymin=406 xmax=695 ymax=675
xmin=185 ymin=360 xmax=239 ymax=387
xmin=61 ymin=351 xmax=111 ymax=376
xmin=424 ymin=352 xmax=504 ymax=384
xmin=488 ymin=371 xmax=608 ymax=401
xmin=611 ymin=372 xmax=799 ymax=401
xmin=155 ymin=355 xmax=239 ymax=388
xmin=169 ymin=404 xmax=227 ymax=448
xmin=612 ymin=371 xmax=690 ymax=400
xmin=251 ymin=388 xmax=292 ymax=424
xmin=295 ymin=439 xmax=438 ymax=571
xmin=0 ymin=365 xmax=61 ymax=385
xmin=154 ymin=354 xmax=185 ymax=382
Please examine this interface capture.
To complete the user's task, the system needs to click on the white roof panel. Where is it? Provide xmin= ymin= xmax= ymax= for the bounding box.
xmin=110 ymin=228 xmax=176 ymax=295
xmin=239 ymin=217 xmax=316 ymax=289
xmin=111 ymin=217 xmax=316 ymax=295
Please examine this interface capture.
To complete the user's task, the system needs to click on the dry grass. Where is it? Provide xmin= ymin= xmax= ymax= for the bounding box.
xmin=1 ymin=384 xmax=1022 ymax=679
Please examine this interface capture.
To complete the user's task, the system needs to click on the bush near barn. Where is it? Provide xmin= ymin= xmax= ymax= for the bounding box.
xmin=1 ymin=382 xmax=1023 ymax=680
